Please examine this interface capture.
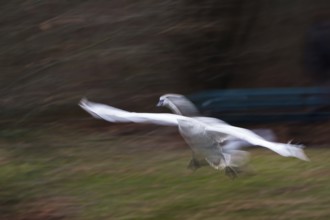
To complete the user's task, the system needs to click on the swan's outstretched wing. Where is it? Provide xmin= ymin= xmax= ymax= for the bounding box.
xmin=205 ymin=123 xmax=309 ymax=161
xmin=79 ymin=98 xmax=184 ymax=126
xmin=79 ymin=99 xmax=309 ymax=161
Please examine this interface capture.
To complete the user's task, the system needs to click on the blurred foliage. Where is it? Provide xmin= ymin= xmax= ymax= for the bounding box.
xmin=1 ymin=0 xmax=329 ymax=121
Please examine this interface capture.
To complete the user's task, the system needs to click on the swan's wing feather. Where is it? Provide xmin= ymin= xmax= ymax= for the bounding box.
xmin=79 ymin=98 xmax=129 ymax=117
xmin=79 ymin=99 xmax=184 ymax=126
xmin=205 ymin=123 xmax=309 ymax=161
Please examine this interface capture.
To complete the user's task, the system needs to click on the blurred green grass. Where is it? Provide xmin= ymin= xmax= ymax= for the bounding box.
xmin=0 ymin=125 xmax=329 ymax=220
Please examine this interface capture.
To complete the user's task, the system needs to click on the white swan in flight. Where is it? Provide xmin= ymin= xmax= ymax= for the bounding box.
xmin=79 ymin=98 xmax=309 ymax=177
xmin=157 ymin=94 xmax=276 ymax=173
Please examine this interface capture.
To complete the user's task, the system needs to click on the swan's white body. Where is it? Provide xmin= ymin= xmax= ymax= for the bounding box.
xmin=157 ymin=94 xmax=265 ymax=169
xmin=79 ymin=98 xmax=309 ymax=174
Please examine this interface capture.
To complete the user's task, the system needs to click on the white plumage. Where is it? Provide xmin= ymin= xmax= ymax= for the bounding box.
xmin=79 ymin=98 xmax=309 ymax=177
xmin=157 ymin=94 xmax=277 ymax=172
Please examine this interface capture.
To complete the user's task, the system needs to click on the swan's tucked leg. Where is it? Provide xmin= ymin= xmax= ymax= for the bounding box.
xmin=187 ymin=153 xmax=208 ymax=171
xmin=223 ymin=155 xmax=240 ymax=179
xmin=226 ymin=150 xmax=255 ymax=175
xmin=219 ymin=147 xmax=239 ymax=179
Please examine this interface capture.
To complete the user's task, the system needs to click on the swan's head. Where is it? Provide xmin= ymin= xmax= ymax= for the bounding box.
xmin=157 ymin=94 xmax=200 ymax=116
xmin=157 ymin=94 xmax=184 ymax=107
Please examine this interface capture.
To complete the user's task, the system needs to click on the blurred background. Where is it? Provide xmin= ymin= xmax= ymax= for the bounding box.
xmin=1 ymin=0 xmax=330 ymax=219
xmin=2 ymin=0 xmax=329 ymax=112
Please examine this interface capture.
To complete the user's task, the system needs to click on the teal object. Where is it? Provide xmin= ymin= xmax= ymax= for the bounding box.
xmin=188 ymin=87 xmax=330 ymax=123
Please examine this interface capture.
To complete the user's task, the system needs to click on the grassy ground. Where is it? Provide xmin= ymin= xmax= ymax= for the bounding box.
xmin=0 ymin=123 xmax=329 ymax=220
